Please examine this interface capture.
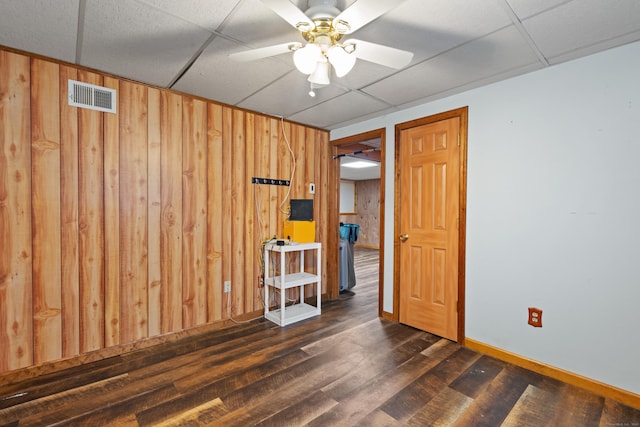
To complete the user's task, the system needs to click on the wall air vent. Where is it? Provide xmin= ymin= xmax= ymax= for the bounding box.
xmin=68 ymin=80 xmax=116 ymax=114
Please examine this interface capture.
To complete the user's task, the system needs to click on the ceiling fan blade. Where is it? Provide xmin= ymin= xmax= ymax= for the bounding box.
xmin=347 ymin=39 xmax=413 ymax=69
xmin=334 ymin=0 xmax=406 ymax=34
xmin=261 ymin=0 xmax=314 ymax=30
xmin=229 ymin=42 xmax=301 ymax=62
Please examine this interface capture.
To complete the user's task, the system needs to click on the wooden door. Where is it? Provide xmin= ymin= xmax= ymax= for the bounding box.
xmin=398 ymin=117 xmax=459 ymax=341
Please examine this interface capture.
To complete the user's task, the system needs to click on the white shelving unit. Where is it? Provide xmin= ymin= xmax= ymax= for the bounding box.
xmin=264 ymin=242 xmax=321 ymax=326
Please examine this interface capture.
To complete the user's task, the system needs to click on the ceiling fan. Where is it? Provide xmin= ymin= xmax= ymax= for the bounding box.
xmin=230 ymin=0 xmax=413 ymax=94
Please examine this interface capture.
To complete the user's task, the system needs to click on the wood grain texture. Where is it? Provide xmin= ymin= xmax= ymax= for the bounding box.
xmin=147 ymin=88 xmax=162 ymax=338
xmin=160 ymin=91 xmax=183 ymax=334
xmin=181 ymin=97 xmax=207 ymax=328
xmin=230 ymin=109 xmax=246 ymax=317
xmin=30 ymin=58 xmax=62 ymax=365
xmin=119 ymin=81 xmax=148 ymax=344
xmin=221 ymin=107 xmax=233 ymax=321
xmin=103 ymin=75 xmax=121 ymax=348
xmin=0 ymin=47 xmax=333 ymax=377
xmin=60 ymin=65 xmax=81 ymax=357
xmin=207 ymin=103 xmax=223 ymax=322
xmin=78 ymin=70 xmax=105 ymax=353
xmin=0 ymin=50 xmax=33 ymax=371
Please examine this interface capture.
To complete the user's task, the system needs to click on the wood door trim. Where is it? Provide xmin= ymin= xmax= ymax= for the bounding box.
xmin=394 ymin=107 xmax=468 ymax=344
xmin=332 ymin=128 xmax=385 ymax=317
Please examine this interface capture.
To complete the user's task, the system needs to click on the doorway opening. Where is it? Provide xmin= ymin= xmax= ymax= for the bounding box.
xmin=332 ymin=129 xmax=385 ymax=316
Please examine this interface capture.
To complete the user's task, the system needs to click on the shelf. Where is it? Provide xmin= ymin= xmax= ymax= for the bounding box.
xmin=265 ymin=303 xmax=320 ymax=327
xmin=265 ymin=272 xmax=320 ymax=290
xmin=264 ymin=242 xmax=321 ymax=327
xmin=264 ymin=242 xmax=321 ymax=253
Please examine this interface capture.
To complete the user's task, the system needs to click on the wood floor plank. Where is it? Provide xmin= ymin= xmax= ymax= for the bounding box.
xmin=134 ymin=349 xmax=310 ymax=426
xmin=319 ymin=333 xmax=440 ymax=402
xmin=548 ymin=383 xmax=606 ymax=426
xmin=0 ymin=374 xmax=129 ymax=425
xmin=152 ymin=397 xmax=227 ymax=427
xmin=379 ymin=347 xmax=480 ymax=423
xmin=253 ymin=390 xmax=338 ymax=426
xmin=599 ymin=398 xmax=640 ymax=426
xmin=306 ymin=339 xmax=460 ymax=426
xmin=500 ymin=384 xmax=563 ymax=427
xmin=1 ymin=248 xmax=639 ymax=426
xmin=448 ymin=355 xmax=506 ymax=398
xmin=406 ymin=386 xmax=474 ymax=426
xmin=355 ymin=408 xmax=404 ymax=427
xmin=451 ymin=367 xmax=537 ymax=427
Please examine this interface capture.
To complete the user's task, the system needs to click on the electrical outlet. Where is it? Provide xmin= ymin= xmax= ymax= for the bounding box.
xmin=528 ymin=307 xmax=542 ymax=327
xmin=224 ymin=281 xmax=231 ymax=293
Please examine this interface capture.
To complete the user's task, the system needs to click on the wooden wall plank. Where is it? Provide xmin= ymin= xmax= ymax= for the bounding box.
xmin=77 ymin=70 xmax=105 ymax=353
xmin=30 ymin=58 xmax=62 ymax=364
xmin=244 ymin=113 xmax=256 ymax=312
xmin=294 ymin=124 xmax=306 ymax=198
xmin=103 ymin=76 xmax=120 ymax=347
xmin=268 ymin=119 xmax=279 ymax=241
xmin=60 ymin=65 xmax=80 ymax=356
xmin=221 ymin=107 xmax=233 ymax=320
xmin=325 ymin=131 xmax=337 ymax=298
xmin=182 ymin=98 xmax=208 ymax=327
xmin=231 ymin=109 xmax=246 ymax=316
xmin=253 ymin=116 xmax=269 ymax=310
xmin=160 ymin=91 xmax=183 ymax=334
xmin=119 ymin=81 xmax=148 ymax=344
xmin=313 ymin=129 xmax=323 ymax=291
xmin=147 ymin=88 xmax=162 ymax=337
xmin=0 ymin=50 xmax=33 ymax=371
xmin=207 ymin=104 xmax=223 ymax=322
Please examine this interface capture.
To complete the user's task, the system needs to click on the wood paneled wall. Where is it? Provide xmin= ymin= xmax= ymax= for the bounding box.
xmin=340 ymin=179 xmax=380 ymax=249
xmin=0 ymin=49 xmax=335 ymax=375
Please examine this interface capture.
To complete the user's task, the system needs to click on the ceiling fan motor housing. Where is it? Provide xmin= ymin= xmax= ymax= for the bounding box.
xmin=305 ymin=0 xmax=341 ymax=20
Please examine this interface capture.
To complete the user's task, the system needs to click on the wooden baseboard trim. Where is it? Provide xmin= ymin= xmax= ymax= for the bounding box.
xmin=465 ymin=338 xmax=640 ymax=409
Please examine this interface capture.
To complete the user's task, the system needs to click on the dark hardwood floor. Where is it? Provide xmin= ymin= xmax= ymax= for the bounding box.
xmin=1 ymin=246 xmax=639 ymax=426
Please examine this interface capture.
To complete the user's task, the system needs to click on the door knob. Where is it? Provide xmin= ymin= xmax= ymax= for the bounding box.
xmin=399 ymin=234 xmax=409 ymax=242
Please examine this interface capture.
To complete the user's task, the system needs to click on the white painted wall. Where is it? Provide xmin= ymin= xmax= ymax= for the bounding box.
xmin=331 ymin=41 xmax=640 ymax=395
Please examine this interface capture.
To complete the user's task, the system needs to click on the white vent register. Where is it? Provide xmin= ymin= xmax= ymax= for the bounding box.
xmin=68 ymin=80 xmax=116 ymax=114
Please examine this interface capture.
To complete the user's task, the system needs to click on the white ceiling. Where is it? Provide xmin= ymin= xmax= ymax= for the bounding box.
xmin=2 ymin=0 xmax=640 ymax=130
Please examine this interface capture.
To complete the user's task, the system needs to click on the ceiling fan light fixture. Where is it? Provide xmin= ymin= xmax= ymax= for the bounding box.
xmin=293 ymin=43 xmax=322 ymax=74
xmin=307 ymin=60 xmax=330 ymax=85
xmin=327 ymin=45 xmax=356 ymax=77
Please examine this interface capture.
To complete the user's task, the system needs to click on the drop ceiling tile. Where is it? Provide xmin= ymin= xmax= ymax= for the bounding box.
xmin=221 ymin=0 xmax=305 ymax=47
xmin=333 ymin=60 xmax=401 ymax=91
xmin=521 ymin=0 xmax=640 ymax=61
xmin=363 ymin=25 xmax=543 ymax=106
xmin=238 ymin=71 xmax=347 ymax=118
xmin=172 ymin=37 xmax=293 ymax=106
xmin=352 ymin=0 xmax=513 ymax=64
xmin=80 ymin=0 xmax=212 ymax=87
xmin=137 ymin=0 xmax=241 ymax=31
xmin=288 ymin=91 xmax=390 ymax=129
xmin=505 ymin=0 xmax=571 ymax=19
xmin=0 ymin=0 xmax=79 ymax=62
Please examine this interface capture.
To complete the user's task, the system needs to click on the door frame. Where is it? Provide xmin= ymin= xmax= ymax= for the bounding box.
xmin=331 ymin=128 xmax=386 ymax=317
xmin=394 ymin=107 xmax=468 ymax=344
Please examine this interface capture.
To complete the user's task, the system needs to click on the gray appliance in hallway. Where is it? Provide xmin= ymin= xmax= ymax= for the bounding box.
xmin=339 ymin=223 xmax=359 ymax=292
